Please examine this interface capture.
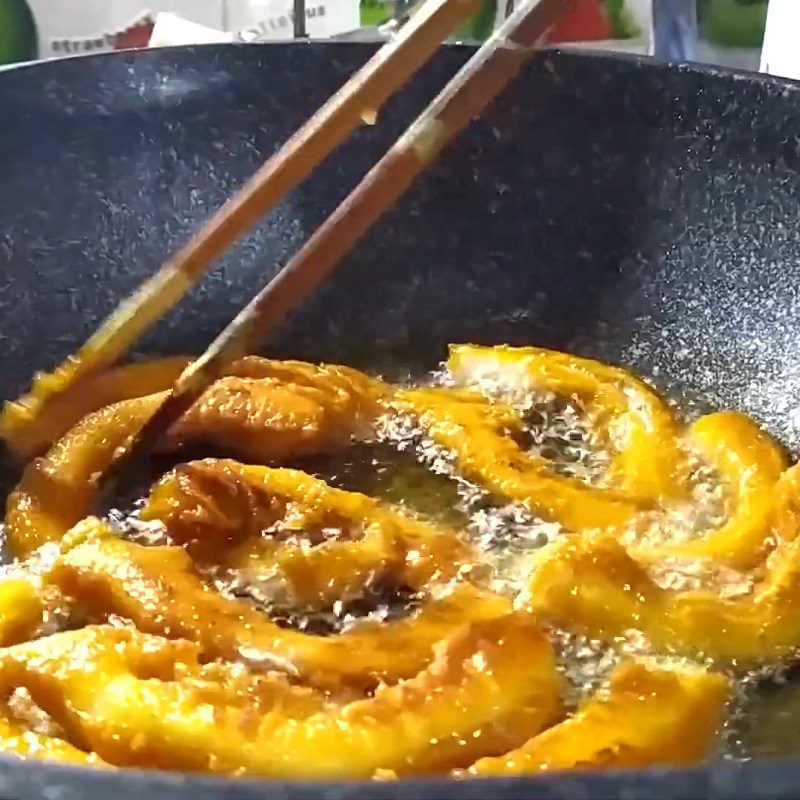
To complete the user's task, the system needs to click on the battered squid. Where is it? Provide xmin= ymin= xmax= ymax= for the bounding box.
xmin=0 ymin=344 xmax=790 ymax=776
xmin=390 ymin=339 xmax=691 ymax=531
xmin=6 ymin=358 xmax=386 ymax=556
xmin=632 ymin=411 xmax=788 ymax=568
xmin=140 ymin=458 xmax=473 ymax=606
xmin=0 ymin=621 xmax=562 ymax=776
xmin=465 ymin=661 xmax=728 ymax=774
xmin=391 ymin=387 xmax=648 ymax=531
xmin=447 ymin=344 xmax=686 ymax=502
xmin=1 ymin=356 xmax=384 ymax=462
xmin=527 ymin=468 xmax=800 ymax=665
xmin=46 ymin=518 xmax=511 ymax=691
xmin=1 ymin=357 xmax=191 ymax=461
xmin=171 ymin=357 xmax=386 ymax=463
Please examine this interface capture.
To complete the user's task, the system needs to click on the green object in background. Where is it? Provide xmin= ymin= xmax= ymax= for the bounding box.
xmin=0 ymin=0 xmax=36 ymax=65
xmin=603 ymin=0 xmax=639 ymax=39
xmin=456 ymin=0 xmax=642 ymax=44
xmin=458 ymin=0 xmax=497 ymax=41
xmin=699 ymin=0 xmax=767 ymax=48
xmin=359 ymin=0 xmax=495 ymax=42
xmin=360 ymin=0 xmax=391 ymax=27
xmin=359 ymin=0 xmax=643 ymax=45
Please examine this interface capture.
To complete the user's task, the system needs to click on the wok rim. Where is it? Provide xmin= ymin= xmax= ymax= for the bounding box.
xmin=0 ymin=42 xmax=799 ymax=797
xmin=2 ymin=37 xmax=800 ymax=93
xmin=0 ymin=753 xmax=797 ymax=799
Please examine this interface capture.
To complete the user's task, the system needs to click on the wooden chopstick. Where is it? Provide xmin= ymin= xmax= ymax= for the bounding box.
xmin=97 ymin=0 xmax=569 ymax=501
xmin=2 ymin=0 xmax=481 ymax=442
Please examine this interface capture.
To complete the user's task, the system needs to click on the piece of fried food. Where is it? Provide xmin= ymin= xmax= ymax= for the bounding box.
xmin=1 ymin=356 xmax=384 ymax=462
xmin=1 ymin=357 xmax=191 ymax=461
xmin=527 ymin=485 xmax=800 ymax=666
xmin=447 ymin=344 xmax=686 ymax=502
xmin=391 ymin=387 xmax=648 ymax=531
xmin=46 ymin=518 xmax=511 ymax=691
xmin=631 ymin=412 xmax=788 ymax=568
xmin=0 ymin=620 xmax=562 ymax=777
xmin=170 ymin=357 xmax=385 ymax=463
xmin=6 ymin=358 xmax=386 ymax=556
xmin=140 ymin=458 xmax=474 ymax=606
xmin=465 ymin=660 xmax=728 ymax=774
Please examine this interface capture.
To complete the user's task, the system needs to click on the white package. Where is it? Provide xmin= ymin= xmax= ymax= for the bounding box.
xmin=761 ymin=0 xmax=798 ymax=79
xmin=226 ymin=0 xmax=360 ymax=40
xmin=26 ymin=1 xmax=224 ymax=58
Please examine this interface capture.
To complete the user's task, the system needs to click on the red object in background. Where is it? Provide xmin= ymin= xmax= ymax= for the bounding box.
xmin=114 ymin=17 xmax=155 ymax=50
xmin=549 ymin=0 xmax=612 ymax=42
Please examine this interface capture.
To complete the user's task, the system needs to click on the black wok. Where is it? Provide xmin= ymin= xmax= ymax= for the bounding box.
xmin=1 ymin=41 xmax=800 ymax=799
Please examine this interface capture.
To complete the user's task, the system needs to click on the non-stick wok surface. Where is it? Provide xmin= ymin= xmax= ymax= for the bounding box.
xmin=2 ymin=41 xmax=800 ymax=799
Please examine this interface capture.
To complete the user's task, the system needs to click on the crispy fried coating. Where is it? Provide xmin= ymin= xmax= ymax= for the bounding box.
xmin=0 ymin=619 xmax=561 ymax=776
xmin=528 ymin=521 xmax=800 ymax=665
xmin=6 ymin=359 xmax=386 ymax=556
xmin=140 ymin=458 xmax=473 ymax=605
xmin=465 ymin=660 xmax=728 ymax=774
xmin=46 ymin=518 xmax=511 ymax=691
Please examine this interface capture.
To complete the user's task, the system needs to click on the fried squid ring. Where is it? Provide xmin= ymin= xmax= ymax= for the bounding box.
xmin=527 ymin=479 xmax=800 ymax=666
xmin=0 ymin=620 xmax=562 ymax=777
xmin=631 ymin=412 xmax=788 ymax=569
xmin=6 ymin=358 xmax=386 ymax=556
xmin=140 ymin=458 xmax=473 ymax=606
xmin=171 ymin=357 xmax=385 ymax=464
xmin=391 ymin=387 xmax=647 ymax=531
xmin=465 ymin=660 xmax=728 ymax=775
xmin=46 ymin=518 xmax=512 ymax=690
xmin=447 ymin=344 xmax=685 ymax=502
xmin=416 ymin=345 xmax=787 ymax=568
xmin=1 ymin=357 xmax=191 ymax=461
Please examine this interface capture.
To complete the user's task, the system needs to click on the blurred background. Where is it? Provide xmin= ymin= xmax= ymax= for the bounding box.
xmin=0 ymin=1 xmax=780 ymax=73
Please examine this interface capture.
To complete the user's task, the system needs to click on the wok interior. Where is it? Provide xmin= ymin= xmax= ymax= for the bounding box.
xmin=1 ymin=42 xmax=800 ymax=783
xmin=2 ymin=45 xmax=800 ymax=440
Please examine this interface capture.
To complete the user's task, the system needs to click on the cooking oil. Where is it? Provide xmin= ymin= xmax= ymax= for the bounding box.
xmin=28 ymin=357 xmax=799 ymax=764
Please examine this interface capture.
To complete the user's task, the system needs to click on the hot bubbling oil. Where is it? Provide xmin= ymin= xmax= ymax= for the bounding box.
xmin=90 ymin=362 xmax=796 ymax=763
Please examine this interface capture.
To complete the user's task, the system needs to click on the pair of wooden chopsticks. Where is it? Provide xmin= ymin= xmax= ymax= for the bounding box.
xmin=8 ymin=0 xmax=570 ymax=498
